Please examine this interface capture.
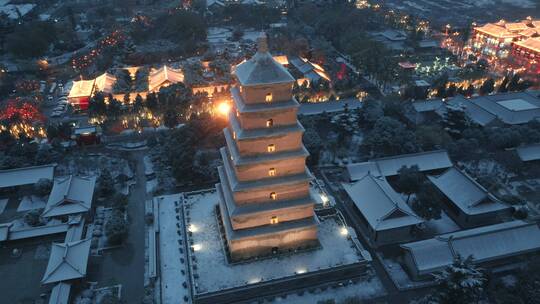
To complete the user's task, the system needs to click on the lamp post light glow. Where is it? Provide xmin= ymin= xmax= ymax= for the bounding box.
xmin=340 ymin=227 xmax=349 ymax=236
xmin=320 ymin=193 xmax=329 ymax=207
xmin=296 ymin=268 xmax=307 ymax=274
xmin=188 ymin=224 xmax=198 ymax=233
xmin=192 ymin=244 xmax=202 ymax=251
xmin=217 ymin=102 xmax=231 ymax=116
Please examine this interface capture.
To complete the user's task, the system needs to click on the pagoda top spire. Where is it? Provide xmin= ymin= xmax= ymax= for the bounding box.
xmin=257 ymin=32 xmax=268 ymax=53
xmin=233 ymin=32 xmax=295 ymax=86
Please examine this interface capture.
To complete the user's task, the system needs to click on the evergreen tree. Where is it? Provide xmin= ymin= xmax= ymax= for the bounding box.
xmin=434 ymin=255 xmax=486 ymax=304
xmin=479 ymin=78 xmax=495 ymax=95
xmin=507 ymin=74 xmax=521 ymax=92
xmin=411 ymin=182 xmax=443 ymax=220
xmin=134 ymin=94 xmax=143 ymax=113
xmin=396 ymin=165 xmax=423 ymax=203
xmin=464 ymin=84 xmax=475 ymax=98
xmin=498 ymin=75 xmax=509 ymax=93
xmin=146 ymin=92 xmax=158 ymax=112
xmin=443 ymin=104 xmax=469 ymax=138
xmin=446 ymin=84 xmax=457 ymax=97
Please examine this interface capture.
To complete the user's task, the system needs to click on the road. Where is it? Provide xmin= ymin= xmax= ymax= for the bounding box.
xmin=314 ymin=167 xmax=431 ymax=304
xmin=89 ymin=151 xmax=147 ymax=302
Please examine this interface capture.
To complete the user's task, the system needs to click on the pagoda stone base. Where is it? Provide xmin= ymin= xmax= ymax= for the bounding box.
xmin=217 ymin=196 xmax=319 ymax=262
xmin=227 ymin=225 xmax=319 ymax=262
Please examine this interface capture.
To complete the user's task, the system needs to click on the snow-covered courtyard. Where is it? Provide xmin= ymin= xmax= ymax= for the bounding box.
xmin=158 ymin=194 xmax=191 ymax=304
xmin=183 ymin=190 xmax=368 ymax=294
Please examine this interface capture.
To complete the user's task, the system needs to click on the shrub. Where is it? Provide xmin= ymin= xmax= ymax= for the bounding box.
xmin=105 ymin=210 xmax=128 ymax=245
xmin=24 ymin=209 xmax=44 ymax=227
xmin=34 ymin=178 xmax=53 ymax=196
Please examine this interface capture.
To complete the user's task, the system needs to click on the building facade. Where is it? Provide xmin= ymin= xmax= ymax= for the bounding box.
xmin=216 ymin=34 xmax=318 ymax=261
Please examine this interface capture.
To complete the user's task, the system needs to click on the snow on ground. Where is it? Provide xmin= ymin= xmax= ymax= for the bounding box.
xmin=207 ymin=27 xmax=232 ymax=43
xmin=242 ymin=30 xmax=264 ymax=42
xmin=381 ymin=257 xmax=434 ymax=290
xmin=17 ymin=196 xmax=46 ymax=212
xmin=185 ymin=191 xmax=365 ymax=294
xmin=274 ymin=275 xmax=385 ymax=303
xmin=0 ymin=198 xmax=8 ymax=214
xmin=424 ymin=211 xmax=460 ymax=235
xmin=146 ymin=179 xmax=158 ymax=195
xmin=158 ymin=194 xmax=191 ymax=304
xmin=143 ymin=156 xmax=155 ymax=176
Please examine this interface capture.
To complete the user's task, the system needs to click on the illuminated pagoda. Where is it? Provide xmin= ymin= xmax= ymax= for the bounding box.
xmin=216 ymin=33 xmax=318 ymax=261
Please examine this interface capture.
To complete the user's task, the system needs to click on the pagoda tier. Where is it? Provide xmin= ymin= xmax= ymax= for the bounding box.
xmin=217 ymin=33 xmax=318 ymax=261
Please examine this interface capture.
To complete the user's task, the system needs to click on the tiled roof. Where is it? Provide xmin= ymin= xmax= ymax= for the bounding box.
xmin=401 ymin=221 xmax=540 ymax=275
xmin=342 ymin=174 xmax=423 ymax=231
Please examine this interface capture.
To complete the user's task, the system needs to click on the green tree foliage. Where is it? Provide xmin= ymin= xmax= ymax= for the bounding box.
xmin=6 ymin=21 xmax=57 ymax=58
xmin=415 ymin=125 xmax=452 ymax=151
xmin=159 ymin=11 xmax=207 ymax=44
xmin=442 ymin=104 xmax=469 ymax=138
xmin=479 ymin=78 xmax=495 ymax=95
xmin=24 ymin=209 xmax=44 ymax=226
xmin=361 ymin=117 xmax=418 ymax=157
xmin=105 ymin=210 xmax=128 ymax=245
xmin=395 ymin=165 xmax=423 ymax=203
xmin=98 ymin=169 xmax=115 ymax=198
xmin=34 ymin=178 xmax=53 ymax=196
xmin=355 ymin=99 xmax=383 ymax=129
xmin=219 ymin=5 xmax=281 ymax=28
xmin=412 ymin=182 xmax=443 ymax=220
xmin=433 ymin=255 xmax=486 ymax=304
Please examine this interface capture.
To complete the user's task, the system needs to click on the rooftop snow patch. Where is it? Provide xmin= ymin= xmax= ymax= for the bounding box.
xmin=496 ymin=99 xmax=539 ymax=111
xmin=0 ymin=164 xmax=56 ymax=189
xmin=401 ymin=220 xmax=540 ymax=276
xmin=346 ymin=150 xmax=452 ymax=181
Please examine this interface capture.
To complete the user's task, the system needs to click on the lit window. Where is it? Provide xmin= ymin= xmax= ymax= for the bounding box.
xmin=268 ymin=168 xmax=276 ymax=176
xmin=270 ymin=192 xmax=277 ymax=200
xmin=233 ymin=131 xmax=236 ymax=139
xmin=267 ymin=144 xmax=275 ymax=153
xmin=270 ymin=216 xmax=279 ymax=224
xmin=265 ymin=93 xmax=273 ymax=102
xmin=236 ymin=110 xmax=239 ymax=117
xmin=266 ymin=119 xmax=273 ymax=127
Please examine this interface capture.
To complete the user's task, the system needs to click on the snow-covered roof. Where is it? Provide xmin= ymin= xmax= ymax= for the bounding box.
xmin=0 ymin=222 xmax=11 ymax=242
xmin=437 ymin=96 xmax=498 ymax=126
xmin=73 ymin=126 xmax=97 ymax=135
xmin=427 ymin=167 xmax=510 ymax=216
xmin=401 ymin=221 xmax=540 ymax=275
xmin=412 ymin=99 xmax=443 ymax=113
xmin=516 ymin=143 xmax=540 ymax=161
xmin=42 ymin=238 xmax=92 ymax=284
xmin=94 ymin=72 xmax=116 ymax=94
xmin=346 ymin=150 xmax=452 ymax=181
xmin=471 ymin=91 xmax=540 ymax=125
xmin=68 ymin=79 xmax=95 ymax=98
xmin=342 ymin=174 xmax=423 ymax=231
xmin=234 ymin=33 xmax=295 ymax=86
xmin=42 ymin=176 xmax=96 ymax=218
xmin=148 ymin=66 xmax=184 ymax=92
xmin=48 ymin=282 xmax=71 ymax=304
xmin=475 ymin=23 xmax=520 ymax=39
xmin=0 ymin=164 xmax=56 ymax=188
xmin=0 ymin=3 xmax=36 ymax=19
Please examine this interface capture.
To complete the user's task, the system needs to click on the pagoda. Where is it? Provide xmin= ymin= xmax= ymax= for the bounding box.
xmin=216 ymin=34 xmax=319 ymax=261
